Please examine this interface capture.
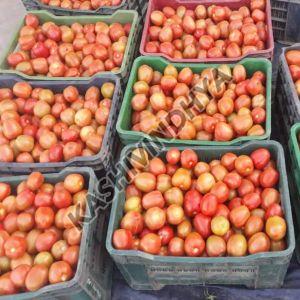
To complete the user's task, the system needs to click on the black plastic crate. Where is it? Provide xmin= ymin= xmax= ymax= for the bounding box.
xmin=275 ymin=43 xmax=300 ymax=131
xmin=21 ymin=0 xmax=148 ymax=16
xmin=0 ymin=167 xmax=112 ymax=300
xmin=0 ymin=74 xmax=122 ymax=174
xmin=271 ymin=0 xmax=300 ymax=43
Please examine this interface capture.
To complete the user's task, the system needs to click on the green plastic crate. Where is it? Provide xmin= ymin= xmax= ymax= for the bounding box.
xmin=0 ymin=10 xmax=140 ymax=85
xmin=106 ymin=140 xmax=294 ymax=290
xmin=117 ymin=56 xmax=272 ymax=146
xmin=0 ymin=167 xmax=112 ymax=300
xmin=289 ymin=124 xmax=300 ymax=192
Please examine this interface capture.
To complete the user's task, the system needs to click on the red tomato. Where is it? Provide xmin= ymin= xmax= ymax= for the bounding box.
xmin=193 ymin=213 xmax=212 ymax=239
xmin=200 ymin=193 xmax=218 ymax=216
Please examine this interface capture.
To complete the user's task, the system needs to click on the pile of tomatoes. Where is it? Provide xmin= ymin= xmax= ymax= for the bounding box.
xmin=285 ymin=50 xmax=300 ymax=96
xmin=0 ymin=172 xmax=86 ymax=295
xmin=6 ymin=14 xmax=131 ymax=77
xmin=130 ymin=63 xmax=267 ymax=141
xmin=112 ymin=147 xmax=287 ymax=257
xmin=0 ymin=81 xmax=114 ymax=163
xmin=144 ymin=0 xmax=268 ymax=59
xmin=39 ymin=0 xmax=122 ymax=10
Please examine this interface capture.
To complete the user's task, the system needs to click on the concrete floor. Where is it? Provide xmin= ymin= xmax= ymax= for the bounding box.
xmin=0 ymin=0 xmax=25 ymax=55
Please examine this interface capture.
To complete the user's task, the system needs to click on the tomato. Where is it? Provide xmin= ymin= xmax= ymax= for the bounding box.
xmin=234 ymin=155 xmax=254 ymax=176
xmin=10 ymin=264 xmax=31 ymax=288
xmin=0 ymin=230 xmax=9 ymax=256
xmin=0 ymin=273 xmax=17 ymax=295
xmin=158 ymin=225 xmax=174 ymax=246
xmin=168 ymin=237 xmax=185 ymax=256
xmin=16 ymin=189 xmax=35 ymax=211
xmin=265 ymin=203 xmax=283 ymax=219
xmin=166 ymin=148 xmax=180 ymax=165
xmin=220 ymin=151 xmax=237 ymax=170
xmin=149 ymin=158 xmax=166 ymax=176
xmin=210 ymin=181 xmax=230 ymax=203
xmin=211 ymin=216 xmax=230 ymax=236
xmin=248 ymin=232 xmax=270 ymax=254
xmin=286 ymin=50 xmax=300 ymax=66
xmin=215 ymin=204 xmax=230 ymax=219
xmin=223 ymin=172 xmax=242 ymax=189
xmin=62 ymin=245 xmax=79 ymax=267
xmin=242 ymin=192 xmax=261 ymax=210
xmin=35 ymin=207 xmax=55 ymax=229
xmin=49 ymin=261 xmax=72 ymax=284
xmin=53 ymin=189 xmax=72 ymax=208
xmin=134 ymin=172 xmax=156 ymax=193
xmin=0 ymin=183 xmax=11 ymax=201
xmin=265 ymin=216 xmax=287 ymax=241
xmin=35 ymin=231 xmax=57 ymax=252
xmin=250 ymin=148 xmax=270 ymax=170
xmin=206 ymin=235 xmax=226 ymax=257
xmin=139 ymin=233 xmax=161 ymax=254
xmin=144 ymin=207 xmax=165 ymax=231
xmin=112 ymin=229 xmax=133 ymax=250
xmin=238 ymin=179 xmax=255 ymax=197
xmin=184 ymin=232 xmax=205 ymax=257
xmin=183 ymin=189 xmax=201 ymax=217
xmin=260 ymin=167 xmax=279 ymax=188
xmin=193 ymin=213 xmax=211 ymax=239
xmin=180 ymin=149 xmax=198 ymax=169
xmin=227 ymin=234 xmax=247 ymax=256
xmin=200 ymin=193 xmax=218 ymax=216
xmin=4 ymin=236 xmax=27 ymax=259
xmin=246 ymin=169 xmax=261 ymax=187
xmin=229 ymin=205 xmax=250 ymax=228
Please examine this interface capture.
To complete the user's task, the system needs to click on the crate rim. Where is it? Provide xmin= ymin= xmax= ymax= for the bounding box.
xmin=106 ymin=140 xmax=295 ymax=263
xmin=116 ymin=55 xmax=272 ymax=146
xmin=0 ymin=9 xmax=139 ymax=80
xmin=139 ymin=0 xmax=274 ymax=62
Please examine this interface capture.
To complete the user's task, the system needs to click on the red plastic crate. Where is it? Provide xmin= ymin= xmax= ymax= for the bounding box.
xmin=140 ymin=0 xmax=274 ymax=63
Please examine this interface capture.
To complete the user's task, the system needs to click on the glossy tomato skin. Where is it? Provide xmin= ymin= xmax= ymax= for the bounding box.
xmin=184 ymin=232 xmax=205 ymax=257
xmin=250 ymin=148 xmax=270 ymax=169
xmin=200 ymin=193 xmax=218 ymax=216
xmin=242 ymin=192 xmax=261 ymax=210
xmin=158 ymin=225 xmax=174 ymax=246
xmin=259 ymin=167 xmax=279 ymax=188
xmin=183 ymin=189 xmax=202 ymax=217
xmin=229 ymin=205 xmax=250 ymax=228
xmin=193 ymin=213 xmax=212 ymax=239
xmin=112 ymin=229 xmax=133 ymax=250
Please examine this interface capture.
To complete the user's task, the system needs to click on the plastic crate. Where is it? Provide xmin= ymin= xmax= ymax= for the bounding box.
xmin=271 ymin=0 xmax=300 ymax=44
xmin=21 ymin=0 xmax=147 ymax=16
xmin=21 ymin=0 xmax=39 ymax=10
xmin=275 ymin=43 xmax=300 ymax=132
xmin=288 ymin=123 xmax=300 ymax=262
xmin=117 ymin=56 xmax=272 ymax=146
xmin=140 ymin=0 xmax=274 ymax=63
xmin=0 ymin=167 xmax=112 ymax=300
xmin=0 ymin=74 xmax=122 ymax=174
xmin=106 ymin=141 xmax=295 ymax=290
xmin=0 ymin=10 xmax=140 ymax=87
xmin=290 ymin=124 xmax=300 ymax=193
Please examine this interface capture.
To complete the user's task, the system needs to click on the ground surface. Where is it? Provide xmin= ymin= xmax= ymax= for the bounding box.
xmin=0 ymin=0 xmax=25 ymax=55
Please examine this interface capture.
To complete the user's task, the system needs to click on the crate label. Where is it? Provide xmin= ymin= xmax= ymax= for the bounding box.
xmin=147 ymin=265 xmax=258 ymax=281
xmin=86 ymin=278 xmax=102 ymax=299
